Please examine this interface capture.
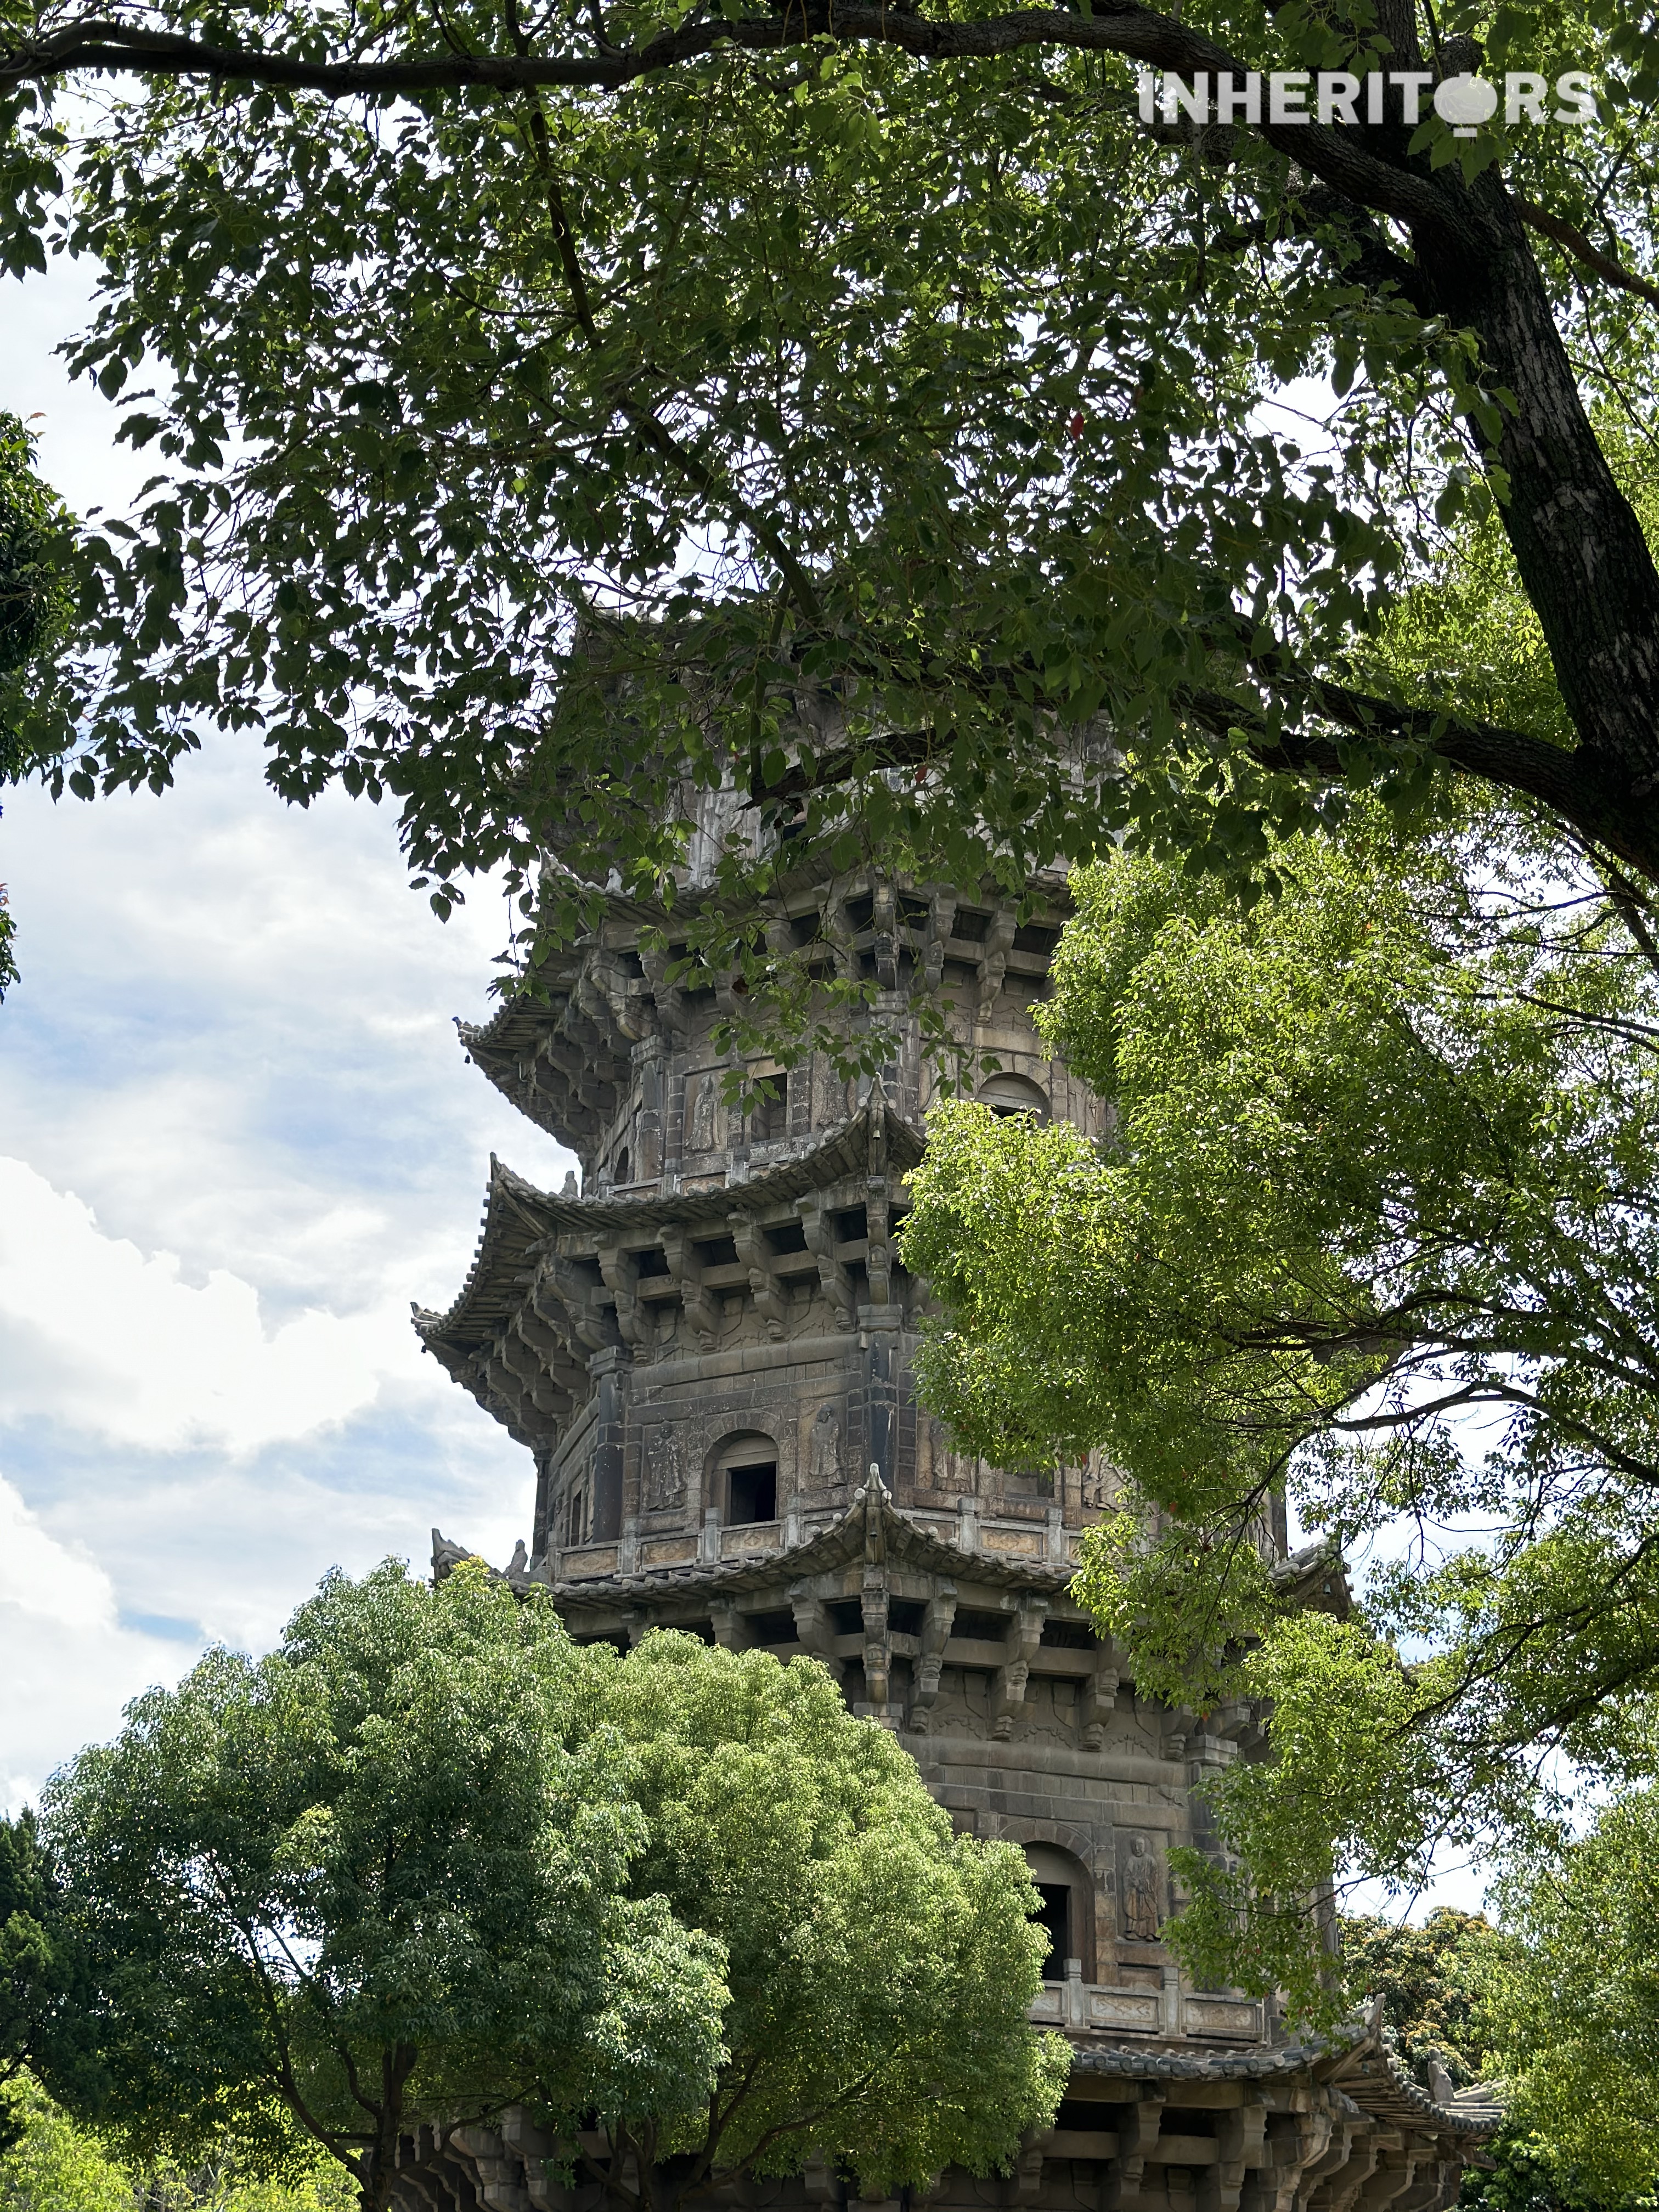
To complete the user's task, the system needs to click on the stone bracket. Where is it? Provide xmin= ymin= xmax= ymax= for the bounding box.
xmin=790 ymin=1590 xmax=845 ymax=1683
xmin=909 ymin=1584 xmax=958 ymax=1733
xmin=1106 ymin=2087 xmax=1167 ymax=2212
xmin=659 ymin=1223 xmax=722 ymax=1352
xmin=992 ymin=1594 xmax=1049 ymax=1740
xmin=799 ymin=1195 xmax=857 ymax=1330
xmin=730 ymin=1211 xmax=789 ymax=1341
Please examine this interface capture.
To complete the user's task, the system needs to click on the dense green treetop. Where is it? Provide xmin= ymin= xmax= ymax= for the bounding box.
xmin=1337 ymin=1906 xmax=1633 ymax=2211
xmin=4 ymin=1 xmax=1659 ymax=964
xmin=38 ymin=1561 xmax=729 ymax=2212
xmin=38 ymin=1566 xmax=1064 ymax=2212
xmin=0 ymin=2076 xmax=357 ymax=2212
xmin=1341 ymin=1907 xmax=1508 ymax=2094
xmin=899 ymin=793 xmax=1659 ymax=2014
xmin=0 ymin=408 xmax=72 ymax=1000
xmin=578 ymin=1630 xmax=1068 ymax=2212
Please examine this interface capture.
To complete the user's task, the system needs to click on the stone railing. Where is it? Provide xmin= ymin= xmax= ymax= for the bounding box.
xmin=551 ymin=1501 xmax=1085 ymax=1582
xmin=1031 ymin=1960 xmax=1261 ymax=2042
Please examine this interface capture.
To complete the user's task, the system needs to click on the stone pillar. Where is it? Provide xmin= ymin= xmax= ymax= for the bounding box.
xmin=531 ymin=1441 xmax=556 ymax=1562
xmin=588 ymin=1345 xmax=631 ymax=1542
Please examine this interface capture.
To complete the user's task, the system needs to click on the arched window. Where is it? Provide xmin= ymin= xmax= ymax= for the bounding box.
xmin=1024 ymin=1843 xmax=1094 ymax=1979
xmin=978 ymin=1073 xmax=1051 ymax=1122
xmin=709 ymin=1432 xmax=780 ymax=1525
xmin=614 ymin=1146 xmax=631 ymax=1188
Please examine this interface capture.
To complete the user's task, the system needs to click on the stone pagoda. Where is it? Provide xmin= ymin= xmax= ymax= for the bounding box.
xmin=415 ymin=787 xmax=1496 ymax=2212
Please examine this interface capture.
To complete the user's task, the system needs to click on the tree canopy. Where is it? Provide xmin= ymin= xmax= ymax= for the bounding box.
xmin=898 ymin=791 xmax=1659 ymax=2013
xmin=0 ymin=2076 xmax=357 ymax=2212
xmin=574 ymin=1628 xmax=1068 ymax=2212
xmin=1341 ymin=1907 xmax=1507 ymax=2095
xmin=37 ymin=1564 xmax=1064 ymax=2212
xmin=38 ymin=1561 xmax=730 ymax=2212
xmin=0 ymin=408 xmax=71 ymax=999
xmin=1485 ymin=1785 xmax=1659 ymax=2205
xmin=4 ymin=0 xmax=1659 ymax=961
xmin=1338 ymin=1906 xmax=1632 ymax=2212
xmin=0 ymin=1810 xmax=101 ymax=2156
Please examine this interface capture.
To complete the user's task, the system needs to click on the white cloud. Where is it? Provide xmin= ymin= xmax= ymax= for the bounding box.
xmin=0 ymin=1473 xmax=181 ymax=1814
xmin=0 ymin=1471 xmax=114 ymax=1631
xmin=0 ymin=1158 xmax=411 ymax=1452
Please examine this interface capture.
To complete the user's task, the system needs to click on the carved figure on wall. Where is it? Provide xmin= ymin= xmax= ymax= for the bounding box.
xmin=1119 ymin=1833 xmax=1163 ymax=1943
xmin=928 ymin=1418 xmax=976 ymax=1495
xmin=690 ymin=1073 xmax=720 ymax=1153
xmin=809 ymin=1403 xmax=842 ymax=1486
xmin=1081 ymin=1451 xmax=1116 ymax=1513
xmin=642 ymin=1427 xmax=685 ymax=1513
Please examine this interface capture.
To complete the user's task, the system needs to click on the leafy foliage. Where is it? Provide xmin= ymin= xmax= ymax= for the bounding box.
xmin=0 ymin=411 xmax=71 ymax=722
xmin=1341 ymin=1907 xmax=1508 ymax=2092
xmin=0 ymin=2077 xmax=356 ymax=2212
xmin=39 ymin=1569 xmax=1063 ymax=2212
xmin=0 ymin=1810 xmax=102 ymax=2156
xmin=899 ymin=799 xmax=1659 ymax=2016
xmin=40 ymin=1561 xmax=729 ymax=2212
xmin=1338 ymin=1909 xmax=1632 ymax=2211
xmin=0 ymin=411 xmax=71 ymax=1002
xmin=5 ymin=0 xmax=1659 ymax=955
xmin=1485 ymin=1786 xmax=1659 ymax=2205
xmin=580 ymin=1630 xmax=1069 ymax=2203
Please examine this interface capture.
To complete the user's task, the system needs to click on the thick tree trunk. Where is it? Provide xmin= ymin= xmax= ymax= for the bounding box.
xmin=1413 ymin=182 xmax=1659 ymax=792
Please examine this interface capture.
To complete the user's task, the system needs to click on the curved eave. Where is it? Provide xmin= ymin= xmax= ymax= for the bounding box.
xmin=1071 ymin=2040 xmax=1500 ymax=2136
xmin=414 ymin=1099 xmax=924 ymax=1355
xmin=413 ymin=1153 xmax=556 ymax=1353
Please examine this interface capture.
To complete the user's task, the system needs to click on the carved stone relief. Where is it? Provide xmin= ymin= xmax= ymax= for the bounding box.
xmin=689 ymin=1072 xmax=721 ymax=1154
xmin=808 ymin=1403 xmax=842 ymax=1487
xmin=642 ymin=1427 xmax=686 ymax=1514
xmin=927 ymin=1418 xmax=977 ymax=1495
xmin=1118 ymin=1831 xmax=1164 ymax=1944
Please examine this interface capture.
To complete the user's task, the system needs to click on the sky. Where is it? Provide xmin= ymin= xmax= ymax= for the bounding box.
xmin=1 ymin=251 xmax=579 ymax=1813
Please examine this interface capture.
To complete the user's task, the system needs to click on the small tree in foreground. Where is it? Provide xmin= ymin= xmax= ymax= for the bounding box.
xmin=577 ymin=1632 xmax=1070 ymax=2212
xmin=38 ymin=1568 xmax=1066 ymax=2212
xmin=1483 ymin=1786 xmax=1659 ymax=2207
xmin=38 ymin=1562 xmax=729 ymax=2212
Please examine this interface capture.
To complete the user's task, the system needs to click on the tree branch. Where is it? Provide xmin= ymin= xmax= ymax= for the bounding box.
xmin=1514 ymin=194 xmax=1659 ymax=314
xmin=0 ymin=5 xmax=1471 ymax=237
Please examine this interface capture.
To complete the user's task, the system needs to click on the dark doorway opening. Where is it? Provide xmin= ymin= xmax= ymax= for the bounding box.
xmin=1034 ymin=1883 xmax=1070 ymax=1973
xmin=727 ymin=1461 xmax=778 ymax=1525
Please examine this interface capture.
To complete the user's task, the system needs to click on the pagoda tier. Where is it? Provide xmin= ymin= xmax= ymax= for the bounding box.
xmin=414 ymin=1086 xmax=1121 ymax=1575
xmin=455 ymin=860 xmax=1084 ymax=1181
xmin=416 ymin=799 xmax=1496 ymax=2212
xmin=420 ymin=1489 xmax=1496 ymax=2212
